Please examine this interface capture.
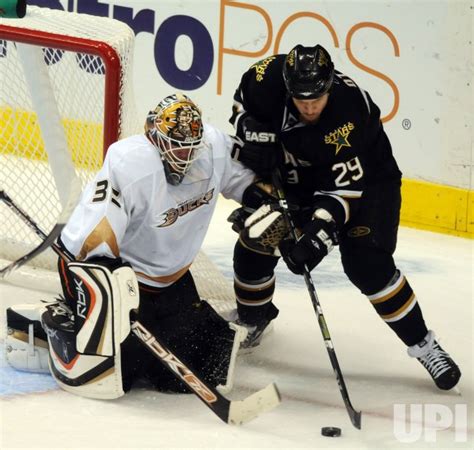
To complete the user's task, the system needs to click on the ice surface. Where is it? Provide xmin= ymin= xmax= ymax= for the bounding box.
xmin=0 ymin=197 xmax=472 ymax=449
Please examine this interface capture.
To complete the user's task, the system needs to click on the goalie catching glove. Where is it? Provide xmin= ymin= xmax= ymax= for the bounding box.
xmin=238 ymin=203 xmax=290 ymax=256
xmin=280 ymin=208 xmax=339 ymax=274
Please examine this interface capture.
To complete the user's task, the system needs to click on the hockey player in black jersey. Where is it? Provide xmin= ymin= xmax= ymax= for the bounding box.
xmin=228 ymin=44 xmax=461 ymax=391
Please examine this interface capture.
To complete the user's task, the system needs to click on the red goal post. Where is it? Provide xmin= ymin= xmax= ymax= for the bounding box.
xmin=0 ymin=24 xmax=123 ymax=154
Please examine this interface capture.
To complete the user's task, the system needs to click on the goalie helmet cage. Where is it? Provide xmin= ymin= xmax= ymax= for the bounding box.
xmin=0 ymin=6 xmax=140 ymax=269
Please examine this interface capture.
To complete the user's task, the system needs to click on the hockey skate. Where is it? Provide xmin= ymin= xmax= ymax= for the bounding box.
xmin=408 ymin=330 xmax=461 ymax=390
xmin=228 ymin=310 xmax=274 ymax=350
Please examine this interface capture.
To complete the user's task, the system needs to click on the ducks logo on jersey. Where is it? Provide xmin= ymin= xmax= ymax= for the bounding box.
xmin=157 ymin=189 xmax=215 ymax=227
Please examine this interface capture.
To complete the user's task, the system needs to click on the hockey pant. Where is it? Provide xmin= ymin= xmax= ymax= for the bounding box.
xmin=121 ymin=270 xmax=238 ymax=393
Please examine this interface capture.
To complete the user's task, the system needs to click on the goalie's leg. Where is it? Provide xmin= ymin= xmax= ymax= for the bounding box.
xmin=43 ymin=258 xmax=139 ymax=399
xmin=131 ymin=270 xmax=244 ymax=393
xmin=6 ymin=303 xmax=50 ymax=373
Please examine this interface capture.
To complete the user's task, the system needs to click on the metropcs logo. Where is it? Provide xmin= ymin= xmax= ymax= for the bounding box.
xmin=393 ymin=403 xmax=468 ymax=443
xmin=28 ymin=0 xmax=402 ymax=123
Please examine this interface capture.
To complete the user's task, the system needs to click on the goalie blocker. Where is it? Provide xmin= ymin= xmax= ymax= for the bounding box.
xmin=6 ymin=258 xmax=244 ymax=398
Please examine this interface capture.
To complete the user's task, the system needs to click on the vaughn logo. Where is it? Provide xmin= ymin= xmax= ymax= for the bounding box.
xmin=157 ymin=188 xmax=214 ymax=227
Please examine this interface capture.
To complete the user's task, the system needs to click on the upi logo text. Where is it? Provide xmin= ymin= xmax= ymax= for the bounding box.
xmin=393 ymin=403 xmax=467 ymax=443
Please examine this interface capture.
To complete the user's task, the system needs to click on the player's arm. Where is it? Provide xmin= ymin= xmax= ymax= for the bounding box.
xmin=280 ymin=178 xmax=364 ymax=275
xmin=60 ymin=147 xmax=131 ymax=262
xmin=228 ymin=60 xmax=283 ymax=179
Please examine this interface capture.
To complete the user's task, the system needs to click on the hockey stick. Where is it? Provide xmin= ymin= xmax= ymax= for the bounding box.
xmin=271 ymin=168 xmax=362 ymax=429
xmin=0 ymin=189 xmax=78 ymax=278
xmin=131 ymin=321 xmax=280 ymax=424
xmin=1 ymin=192 xmax=281 ymax=425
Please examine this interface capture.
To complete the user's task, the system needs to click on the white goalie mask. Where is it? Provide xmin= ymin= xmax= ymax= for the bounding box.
xmin=145 ymin=93 xmax=204 ymax=185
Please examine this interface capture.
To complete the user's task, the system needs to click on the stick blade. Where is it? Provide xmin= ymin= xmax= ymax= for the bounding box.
xmin=228 ymin=382 xmax=281 ymax=425
xmin=350 ymin=409 xmax=362 ymax=429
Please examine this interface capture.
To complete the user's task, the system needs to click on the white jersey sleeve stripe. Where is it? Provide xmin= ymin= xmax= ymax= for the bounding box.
xmin=315 ymin=189 xmax=363 ymax=198
xmin=313 ymin=192 xmax=350 ymax=224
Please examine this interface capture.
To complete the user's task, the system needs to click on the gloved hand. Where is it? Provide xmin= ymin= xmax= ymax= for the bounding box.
xmin=239 ymin=203 xmax=289 ymax=256
xmin=232 ymin=116 xmax=279 ymax=178
xmin=227 ymin=181 xmax=278 ymax=233
xmin=280 ymin=209 xmax=338 ymax=274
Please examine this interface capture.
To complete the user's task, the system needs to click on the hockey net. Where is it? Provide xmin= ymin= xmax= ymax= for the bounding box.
xmin=0 ymin=6 xmax=234 ymax=309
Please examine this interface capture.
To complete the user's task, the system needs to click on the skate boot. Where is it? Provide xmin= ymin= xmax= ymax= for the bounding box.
xmin=408 ymin=330 xmax=461 ymax=390
xmin=5 ymin=297 xmax=70 ymax=373
xmin=228 ymin=304 xmax=278 ymax=350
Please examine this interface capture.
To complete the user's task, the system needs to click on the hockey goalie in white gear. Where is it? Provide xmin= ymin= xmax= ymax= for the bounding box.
xmin=6 ymin=93 xmax=256 ymax=399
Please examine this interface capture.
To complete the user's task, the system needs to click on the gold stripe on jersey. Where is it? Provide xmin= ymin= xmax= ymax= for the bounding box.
xmin=234 ymin=274 xmax=276 ymax=292
xmin=236 ymin=294 xmax=274 ymax=307
xmin=78 ymin=217 xmax=119 ymax=261
xmin=136 ymin=263 xmax=192 ymax=285
xmin=381 ymin=293 xmax=417 ymax=323
xmin=367 ymin=271 xmax=418 ymax=323
xmin=369 ymin=274 xmax=406 ymax=304
xmin=234 ymin=274 xmax=276 ymax=307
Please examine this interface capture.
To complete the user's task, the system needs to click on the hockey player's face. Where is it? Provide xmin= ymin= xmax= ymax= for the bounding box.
xmin=292 ymin=94 xmax=329 ymax=124
xmin=166 ymin=144 xmax=194 ymax=172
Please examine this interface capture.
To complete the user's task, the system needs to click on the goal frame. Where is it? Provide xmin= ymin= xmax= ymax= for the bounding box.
xmin=0 ymin=23 xmax=121 ymax=155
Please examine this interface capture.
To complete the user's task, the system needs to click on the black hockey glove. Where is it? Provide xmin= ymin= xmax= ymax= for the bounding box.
xmin=227 ymin=181 xmax=278 ymax=233
xmin=280 ymin=209 xmax=338 ymax=275
xmin=233 ymin=116 xmax=279 ymax=178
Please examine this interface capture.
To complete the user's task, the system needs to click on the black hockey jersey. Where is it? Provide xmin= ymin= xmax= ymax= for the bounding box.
xmin=230 ymin=54 xmax=402 ymax=228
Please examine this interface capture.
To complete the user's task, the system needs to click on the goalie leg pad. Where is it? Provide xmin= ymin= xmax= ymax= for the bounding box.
xmin=5 ymin=303 xmax=50 ymax=373
xmin=43 ymin=260 xmax=139 ymax=399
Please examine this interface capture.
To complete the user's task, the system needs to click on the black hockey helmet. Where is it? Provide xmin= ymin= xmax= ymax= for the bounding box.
xmin=283 ymin=44 xmax=334 ymax=99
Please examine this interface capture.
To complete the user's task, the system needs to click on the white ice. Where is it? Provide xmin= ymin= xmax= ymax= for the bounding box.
xmin=0 ymin=197 xmax=472 ymax=449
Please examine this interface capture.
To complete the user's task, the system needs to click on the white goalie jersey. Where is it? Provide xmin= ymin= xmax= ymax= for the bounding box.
xmin=60 ymin=123 xmax=254 ymax=287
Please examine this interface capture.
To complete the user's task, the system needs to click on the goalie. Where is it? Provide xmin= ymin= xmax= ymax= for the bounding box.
xmin=6 ymin=93 xmax=258 ymax=399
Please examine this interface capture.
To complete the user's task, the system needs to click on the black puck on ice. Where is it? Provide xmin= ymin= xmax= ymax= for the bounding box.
xmin=321 ymin=426 xmax=342 ymax=437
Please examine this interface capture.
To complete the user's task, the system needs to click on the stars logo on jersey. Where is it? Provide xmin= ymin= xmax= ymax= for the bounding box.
xmin=157 ymin=189 xmax=215 ymax=227
xmin=324 ymin=122 xmax=355 ymax=155
xmin=251 ymin=56 xmax=276 ymax=82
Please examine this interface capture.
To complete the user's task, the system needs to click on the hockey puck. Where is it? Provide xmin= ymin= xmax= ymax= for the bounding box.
xmin=321 ymin=427 xmax=342 ymax=437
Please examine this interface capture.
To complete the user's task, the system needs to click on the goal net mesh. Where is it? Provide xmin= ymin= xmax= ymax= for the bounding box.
xmin=0 ymin=6 xmax=139 ymax=266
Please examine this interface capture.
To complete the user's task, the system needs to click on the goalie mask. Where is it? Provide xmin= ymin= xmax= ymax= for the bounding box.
xmin=146 ymin=94 xmax=204 ymax=185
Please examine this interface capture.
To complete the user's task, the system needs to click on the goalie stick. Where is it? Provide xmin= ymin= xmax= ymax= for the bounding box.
xmin=0 ymin=192 xmax=281 ymax=425
xmin=0 ymin=190 xmax=79 ymax=278
xmin=271 ymin=167 xmax=362 ymax=430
